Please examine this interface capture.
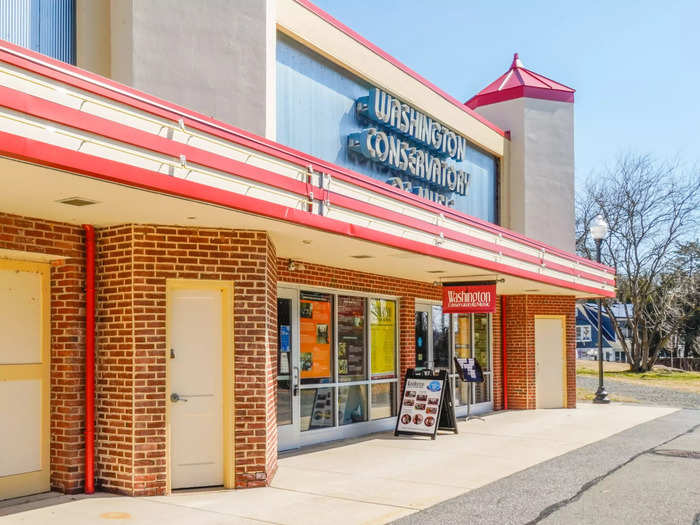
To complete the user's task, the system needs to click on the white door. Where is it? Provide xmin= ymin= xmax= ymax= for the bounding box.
xmin=535 ymin=317 xmax=565 ymax=408
xmin=277 ymin=288 xmax=300 ymax=451
xmin=169 ymin=287 xmax=224 ymax=489
xmin=0 ymin=261 xmax=49 ymax=500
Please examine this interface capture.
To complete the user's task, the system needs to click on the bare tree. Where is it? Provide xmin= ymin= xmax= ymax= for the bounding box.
xmin=576 ymin=154 xmax=700 ymax=372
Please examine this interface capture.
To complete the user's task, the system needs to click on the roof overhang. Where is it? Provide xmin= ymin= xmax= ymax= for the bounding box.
xmin=0 ymin=40 xmax=615 ymax=298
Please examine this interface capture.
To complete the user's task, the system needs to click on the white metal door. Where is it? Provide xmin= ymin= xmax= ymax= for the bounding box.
xmin=169 ymin=287 xmax=224 ymax=489
xmin=535 ymin=317 xmax=565 ymax=408
xmin=277 ymin=288 xmax=300 ymax=451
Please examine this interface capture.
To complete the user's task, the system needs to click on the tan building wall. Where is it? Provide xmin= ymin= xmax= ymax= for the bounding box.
xmin=77 ymin=0 xmax=273 ymax=139
xmin=475 ymin=98 xmax=575 ymax=252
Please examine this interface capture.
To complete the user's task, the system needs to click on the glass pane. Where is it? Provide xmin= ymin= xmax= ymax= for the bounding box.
xmin=300 ymin=291 xmax=333 ymax=384
xmin=338 ymin=384 xmax=368 ymax=425
xmin=474 ymin=374 xmax=491 ymax=404
xmin=455 ymin=376 xmax=470 ymax=406
xmin=371 ymin=382 xmax=397 ymax=420
xmin=432 ymin=305 xmax=450 ymax=370
xmin=338 ymin=296 xmax=366 ymax=382
xmin=454 ymin=313 xmax=472 ymax=359
xmin=370 ymin=299 xmax=397 ymax=379
xmin=474 ymin=313 xmax=490 ymax=372
xmin=415 ymin=311 xmax=429 ymax=369
xmin=276 ymin=298 xmax=292 ymax=425
xmin=300 ymin=387 xmax=335 ymax=431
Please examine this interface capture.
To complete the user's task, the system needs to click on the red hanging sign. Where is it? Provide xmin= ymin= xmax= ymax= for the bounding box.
xmin=442 ymin=283 xmax=496 ymax=313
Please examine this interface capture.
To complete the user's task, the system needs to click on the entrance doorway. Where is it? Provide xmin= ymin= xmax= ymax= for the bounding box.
xmin=535 ymin=316 xmax=566 ymax=408
xmin=277 ymin=288 xmax=300 ymax=451
xmin=167 ymin=281 xmax=233 ymax=490
xmin=415 ymin=303 xmax=493 ymax=414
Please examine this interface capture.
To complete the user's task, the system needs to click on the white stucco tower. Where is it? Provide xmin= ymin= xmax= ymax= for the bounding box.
xmin=466 ymin=54 xmax=575 ymax=252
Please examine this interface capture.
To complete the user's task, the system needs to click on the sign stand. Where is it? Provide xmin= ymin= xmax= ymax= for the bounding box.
xmin=465 ymin=384 xmax=485 ymax=422
xmin=454 ymin=357 xmax=486 ymax=423
xmin=395 ymin=369 xmax=458 ymax=439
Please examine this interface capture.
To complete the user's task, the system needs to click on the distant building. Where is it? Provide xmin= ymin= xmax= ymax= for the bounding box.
xmin=576 ymin=303 xmax=630 ymax=362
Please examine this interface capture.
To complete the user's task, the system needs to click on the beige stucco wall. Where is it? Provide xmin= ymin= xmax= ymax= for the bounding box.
xmin=475 ymin=98 xmax=575 ymax=252
xmin=75 ymin=0 xmax=111 ymax=77
xmin=85 ymin=0 xmax=272 ymax=138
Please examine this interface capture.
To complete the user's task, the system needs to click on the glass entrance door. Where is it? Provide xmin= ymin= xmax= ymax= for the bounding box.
xmin=277 ymin=288 xmax=300 ymax=451
xmin=414 ymin=303 xmax=450 ymax=372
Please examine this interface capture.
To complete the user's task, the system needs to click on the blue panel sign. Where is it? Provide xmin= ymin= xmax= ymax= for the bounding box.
xmin=280 ymin=325 xmax=290 ymax=352
xmin=276 ymin=34 xmax=498 ymax=222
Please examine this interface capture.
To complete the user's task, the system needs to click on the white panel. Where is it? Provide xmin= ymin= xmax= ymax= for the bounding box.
xmin=535 ymin=318 xmax=564 ymax=409
xmin=0 ymin=269 xmax=42 ymax=364
xmin=0 ymin=379 xmax=42 ymax=476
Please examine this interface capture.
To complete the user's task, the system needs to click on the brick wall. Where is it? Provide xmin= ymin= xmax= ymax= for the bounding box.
xmin=0 ymin=212 xmax=86 ymax=494
xmin=504 ymin=295 xmax=576 ymax=409
xmin=95 ymin=225 xmax=277 ymax=495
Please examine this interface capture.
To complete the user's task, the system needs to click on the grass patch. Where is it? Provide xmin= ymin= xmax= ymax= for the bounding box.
xmin=576 ymin=367 xmax=700 ymax=382
xmin=576 ymin=361 xmax=700 ymax=393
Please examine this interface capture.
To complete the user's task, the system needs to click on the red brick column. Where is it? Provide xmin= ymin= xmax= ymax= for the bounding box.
xmin=0 ymin=213 xmax=86 ymax=494
xmin=492 ymin=297 xmax=503 ymax=411
xmin=504 ymin=295 xmax=576 ymax=409
xmin=399 ymin=296 xmax=416 ymax=392
xmin=94 ymin=225 xmax=278 ymax=495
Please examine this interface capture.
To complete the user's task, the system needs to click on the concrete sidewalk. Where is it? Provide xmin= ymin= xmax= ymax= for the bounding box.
xmin=0 ymin=404 xmax=677 ymax=525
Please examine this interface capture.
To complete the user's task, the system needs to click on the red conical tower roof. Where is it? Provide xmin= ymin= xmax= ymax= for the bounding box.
xmin=465 ymin=53 xmax=575 ymax=109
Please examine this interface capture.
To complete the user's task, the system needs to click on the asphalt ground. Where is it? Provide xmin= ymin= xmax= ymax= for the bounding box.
xmin=392 ymin=407 xmax=700 ymax=525
xmin=577 ymin=375 xmax=700 ymax=409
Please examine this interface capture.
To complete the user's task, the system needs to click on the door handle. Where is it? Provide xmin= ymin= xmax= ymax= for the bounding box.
xmin=292 ymin=366 xmax=299 ymax=396
xmin=170 ymin=392 xmax=188 ymax=403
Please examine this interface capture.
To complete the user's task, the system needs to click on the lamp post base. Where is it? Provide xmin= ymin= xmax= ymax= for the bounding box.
xmin=593 ymin=386 xmax=610 ymax=404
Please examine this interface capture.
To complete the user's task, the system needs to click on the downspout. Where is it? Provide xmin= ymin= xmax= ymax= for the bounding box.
xmin=83 ymin=225 xmax=95 ymax=494
xmin=501 ymin=295 xmax=508 ymax=410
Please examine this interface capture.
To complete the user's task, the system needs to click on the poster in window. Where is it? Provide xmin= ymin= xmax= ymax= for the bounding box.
xmin=300 ymin=292 xmax=332 ymax=380
xmin=370 ymin=299 xmax=396 ymax=378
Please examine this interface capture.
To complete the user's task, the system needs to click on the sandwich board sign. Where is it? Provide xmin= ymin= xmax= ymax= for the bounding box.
xmin=394 ymin=369 xmax=458 ymax=439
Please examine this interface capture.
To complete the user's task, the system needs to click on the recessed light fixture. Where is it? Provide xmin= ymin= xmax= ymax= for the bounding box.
xmin=427 ymin=270 xmax=445 ymax=274
xmin=186 ymin=216 xmax=197 ymax=220
xmin=350 ymin=255 xmax=373 ymax=259
xmin=524 ymin=289 xmax=540 ymax=292
xmin=302 ymin=240 xmax=312 ymax=245
xmin=56 ymin=196 xmax=99 ymax=207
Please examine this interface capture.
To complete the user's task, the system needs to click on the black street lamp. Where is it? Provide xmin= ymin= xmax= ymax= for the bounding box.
xmin=590 ymin=214 xmax=610 ymax=404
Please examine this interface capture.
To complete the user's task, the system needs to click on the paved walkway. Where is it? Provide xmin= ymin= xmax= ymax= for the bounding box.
xmin=577 ymin=375 xmax=700 ymax=408
xmin=396 ymin=408 xmax=700 ymax=525
xmin=0 ymin=404 xmax=678 ymax=525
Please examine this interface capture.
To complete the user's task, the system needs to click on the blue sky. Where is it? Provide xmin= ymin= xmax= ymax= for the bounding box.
xmin=312 ymin=0 xmax=700 ymax=188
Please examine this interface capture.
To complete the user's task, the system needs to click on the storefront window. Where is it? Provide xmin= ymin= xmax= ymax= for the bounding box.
xmin=300 ymin=387 xmax=335 ymax=431
xmin=295 ymin=293 xmax=398 ymax=434
xmin=338 ymin=384 xmax=368 ymax=425
xmin=338 ymin=296 xmax=366 ymax=382
xmin=371 ymin=383 xmax=397 ymax=420
xmin=300 ymin=291 xmax=333 ymax=385
xmin=370 ymin=299 xmax=397 ymax=379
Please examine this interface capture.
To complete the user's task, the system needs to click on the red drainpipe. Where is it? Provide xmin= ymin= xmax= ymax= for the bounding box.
xmin=83 ymin=225 xmax=95 ymax=494
xmin=501 ymin=295 xmax=508 ymax=410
